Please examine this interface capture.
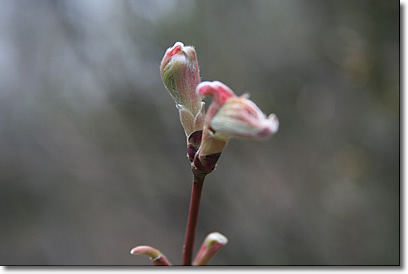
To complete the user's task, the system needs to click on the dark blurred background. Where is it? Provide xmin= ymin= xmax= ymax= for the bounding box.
xmin=0 ymin=0 xmax=399 ymax=265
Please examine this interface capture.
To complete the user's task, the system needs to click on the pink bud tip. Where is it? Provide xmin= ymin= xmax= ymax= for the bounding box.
xmin=197 ymin=81 xmax=235 ymax=106
xmin=168 ymin=42 xmax=183 ymax=57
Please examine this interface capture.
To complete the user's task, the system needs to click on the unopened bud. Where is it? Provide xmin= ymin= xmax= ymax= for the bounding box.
xmin=160 ymin=42 xmax=204 ymax=136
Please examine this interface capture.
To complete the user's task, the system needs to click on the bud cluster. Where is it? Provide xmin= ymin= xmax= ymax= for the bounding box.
xmin=131 ymin=42 xmax=279 ymax=267
xmin=160 ymin=42 xmax=279 ymax=174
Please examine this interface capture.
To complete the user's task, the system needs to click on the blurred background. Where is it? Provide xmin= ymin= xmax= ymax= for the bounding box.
xmin=0 ymin=0 xmax=399 ymax=266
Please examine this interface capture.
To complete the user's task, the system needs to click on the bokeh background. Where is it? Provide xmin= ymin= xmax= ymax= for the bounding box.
xmin=0 ymin=0 xmax=399 ymax=266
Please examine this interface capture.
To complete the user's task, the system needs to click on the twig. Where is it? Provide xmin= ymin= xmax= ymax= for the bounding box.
xmin=182 ymin=168 xmax=206 ymax=265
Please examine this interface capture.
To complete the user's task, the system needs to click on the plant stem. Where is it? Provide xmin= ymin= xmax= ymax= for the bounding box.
xmin=182 ymin=169 xmax=206 ymax=265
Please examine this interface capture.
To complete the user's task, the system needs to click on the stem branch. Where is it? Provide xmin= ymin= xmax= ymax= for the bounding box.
xmin=182 ymin=169 xmax=206 ymax=265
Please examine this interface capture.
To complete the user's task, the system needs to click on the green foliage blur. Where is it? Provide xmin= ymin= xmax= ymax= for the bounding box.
xmin=0 ymin=0 xmax=399 ymax=265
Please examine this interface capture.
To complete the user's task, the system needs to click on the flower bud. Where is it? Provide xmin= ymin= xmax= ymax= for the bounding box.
xmin=210 ymin=96 xmax=279 ymax=141
xmin=195 ymin=81 xmax=279 ymax=170
xmin=193 ymin=232 xmax=228 ymax=266
xmin=160 ymin=42 xmax=204 ymax=136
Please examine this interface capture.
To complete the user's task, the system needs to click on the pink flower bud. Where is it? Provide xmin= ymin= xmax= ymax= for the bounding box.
xmin=160 ymin=42 xmax=204 ymax=136
xmin=197 ymin=81 xmax=279 ymax=159
xmin=210 ymin=96 xmax=279 ymax=140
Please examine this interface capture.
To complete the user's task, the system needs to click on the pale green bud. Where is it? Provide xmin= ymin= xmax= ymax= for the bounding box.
xmin=160 ymin=42 xmax=204 ymax=136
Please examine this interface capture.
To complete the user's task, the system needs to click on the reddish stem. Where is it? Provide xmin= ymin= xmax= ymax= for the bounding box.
xmin=152 ymin=256 xmax=172 ymax=266
xmin=182 ymin=169 xmax=206 ymax=265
